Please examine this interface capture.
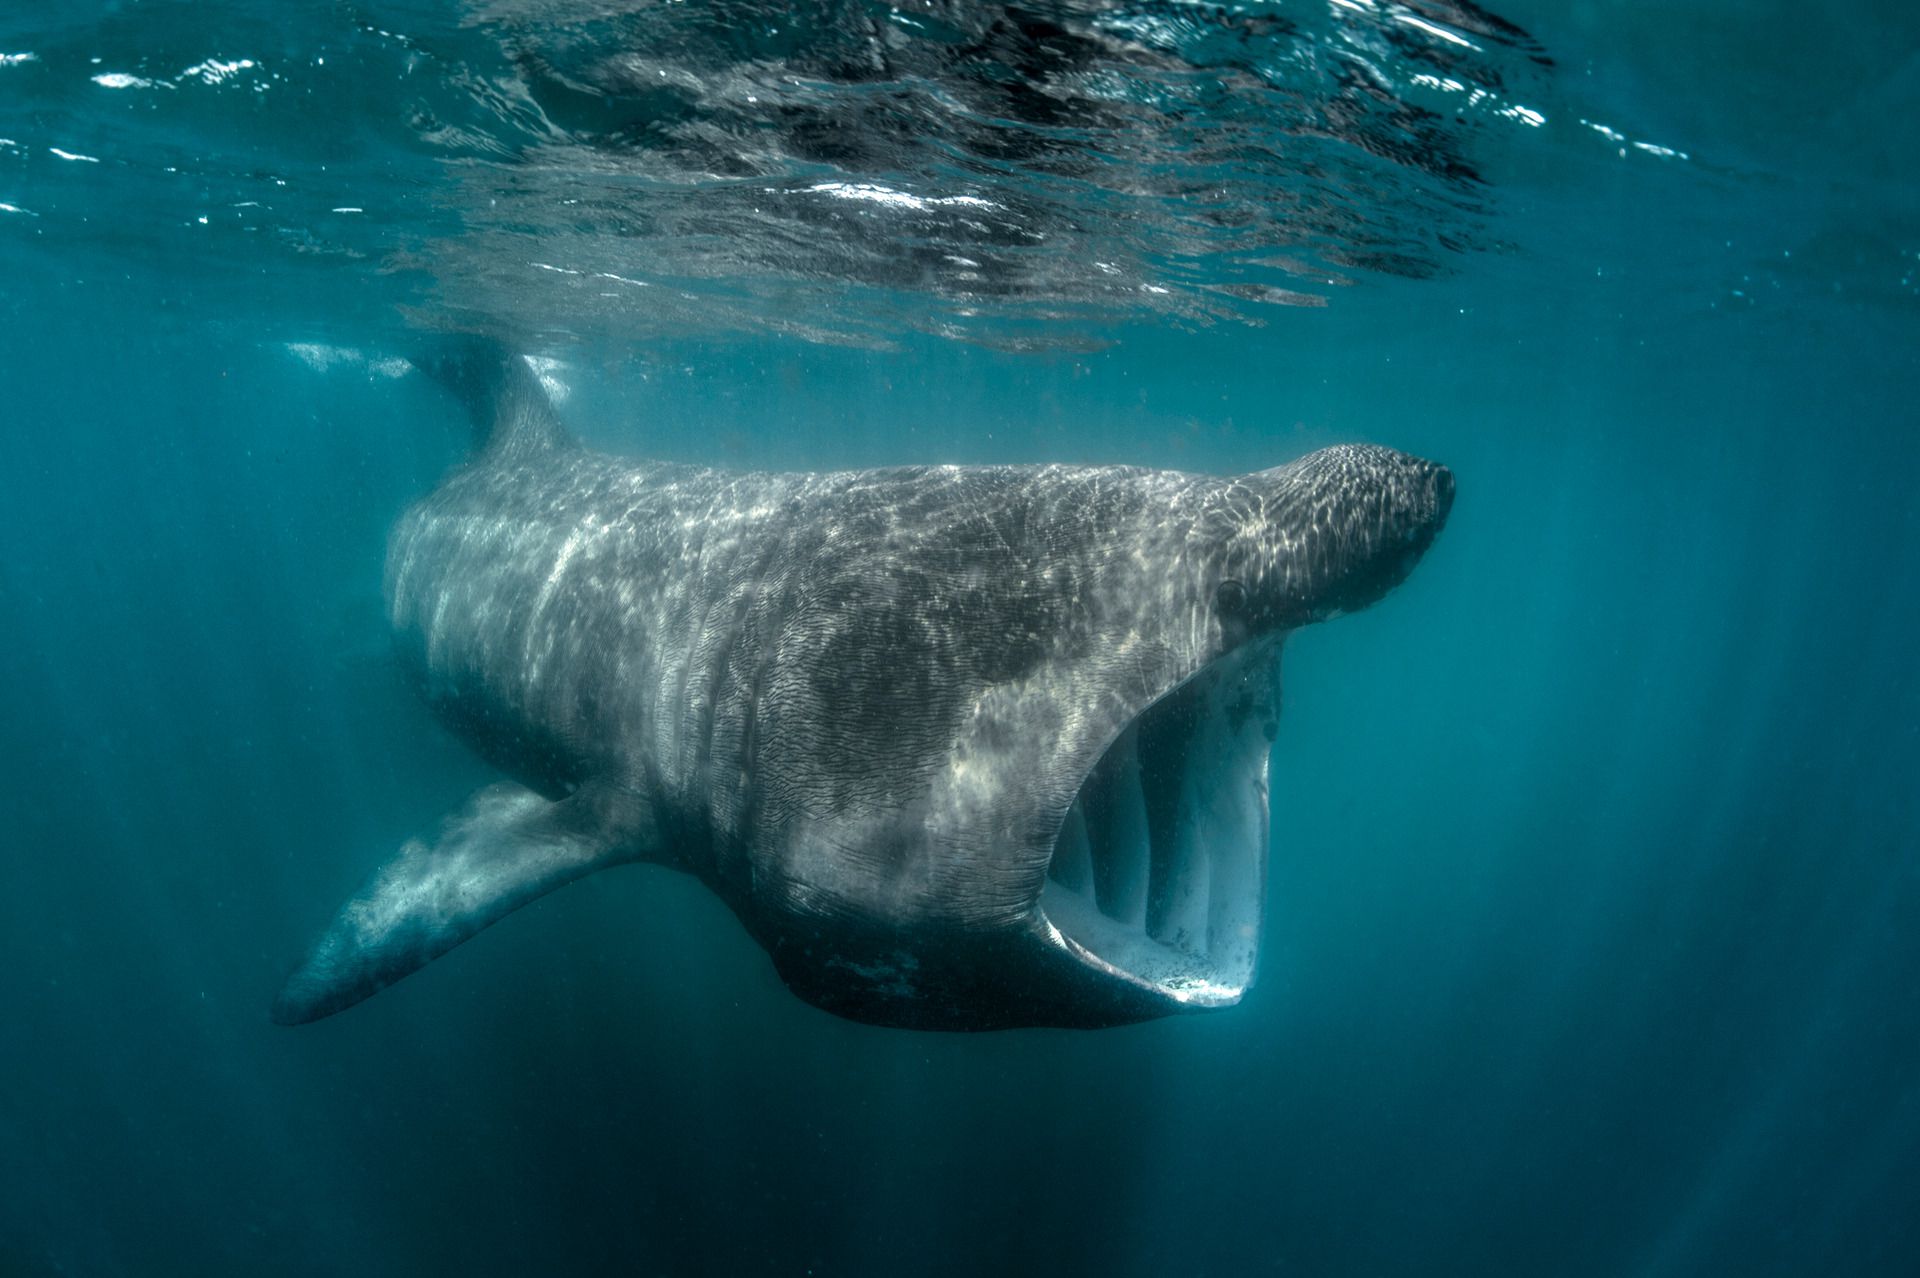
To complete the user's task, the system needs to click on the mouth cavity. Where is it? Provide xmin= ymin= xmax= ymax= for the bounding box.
xmin=1038 ymin=642 xmax=1278 ymax=1008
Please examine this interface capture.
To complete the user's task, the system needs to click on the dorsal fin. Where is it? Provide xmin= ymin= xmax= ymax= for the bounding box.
xmin=413 ymin=335 xmax=573 ymax=458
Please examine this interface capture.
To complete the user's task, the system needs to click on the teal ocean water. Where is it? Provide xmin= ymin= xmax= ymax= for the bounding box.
xmin=2 ymin=2 xmax=1917 ymax=1274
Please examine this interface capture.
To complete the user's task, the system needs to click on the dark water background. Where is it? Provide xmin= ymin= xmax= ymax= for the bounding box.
xmin=3 ymin=2 xmax=1918 ymax=1274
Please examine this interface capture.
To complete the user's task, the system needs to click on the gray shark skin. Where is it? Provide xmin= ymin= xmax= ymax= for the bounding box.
xmin=273 ymin=342 xmax=1452 ymax=1030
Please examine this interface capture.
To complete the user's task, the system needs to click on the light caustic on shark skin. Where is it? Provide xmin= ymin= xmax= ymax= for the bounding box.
xmin=274 ymin=339 xmax=1452 ymax=1031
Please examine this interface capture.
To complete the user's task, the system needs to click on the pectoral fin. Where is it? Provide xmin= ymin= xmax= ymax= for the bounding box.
xmin=273 ymin=780 xmax=656 ymax=1025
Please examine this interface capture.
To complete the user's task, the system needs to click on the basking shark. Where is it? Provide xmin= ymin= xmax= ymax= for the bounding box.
xmin=274 ymin=342 xmax=1452 ymax=1029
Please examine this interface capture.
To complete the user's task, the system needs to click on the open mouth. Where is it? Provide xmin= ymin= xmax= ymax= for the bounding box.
xmin=1037 ymin=641 xmax=1279 ymax=1008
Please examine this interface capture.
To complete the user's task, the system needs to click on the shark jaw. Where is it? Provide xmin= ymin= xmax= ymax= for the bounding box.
xmin=1034 ymin=638 xmax=1280 ymax=1011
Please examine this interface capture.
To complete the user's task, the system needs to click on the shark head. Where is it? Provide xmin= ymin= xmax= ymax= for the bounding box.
xmin=741 ymin=444 xmax=1454 ymax=1028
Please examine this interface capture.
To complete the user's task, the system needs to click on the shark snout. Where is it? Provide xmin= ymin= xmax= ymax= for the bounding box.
xmin=1396 ymin=454 xmax=1454 ymax=571
xmin=1238 ymin=443 xmax=1454 ymax=624
xmin=1341 ymin=443 xmax=1452 ymax=531
xmin=1325 ymin=445 xmax=1452 ymax=616
xmin=1428 ymin=460 xmax=1456 ymax=524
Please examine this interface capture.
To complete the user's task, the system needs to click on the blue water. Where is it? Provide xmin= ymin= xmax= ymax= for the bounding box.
xmin=3 ymin=2 xmax=1918 ymax=1274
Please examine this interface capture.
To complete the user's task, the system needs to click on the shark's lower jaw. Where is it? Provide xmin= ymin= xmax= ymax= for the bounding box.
xmin=1037 ymin=641 xmax=1279 ymax=1010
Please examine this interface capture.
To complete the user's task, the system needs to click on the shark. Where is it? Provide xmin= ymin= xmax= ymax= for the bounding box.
xmin=273 ymin=340 xmax=1452 ymax=1029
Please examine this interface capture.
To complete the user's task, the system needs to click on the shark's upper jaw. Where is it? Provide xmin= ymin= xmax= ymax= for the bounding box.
xmin=1033 ymin=638 xmax=1280 ymax=1011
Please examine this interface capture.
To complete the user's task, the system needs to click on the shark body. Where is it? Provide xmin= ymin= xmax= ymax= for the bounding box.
xmin=274 ymin=344 xmax=1452 ymax=1029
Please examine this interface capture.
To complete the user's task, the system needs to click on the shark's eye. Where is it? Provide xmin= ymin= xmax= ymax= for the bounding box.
xmin=1214 ymin=578 xmax=1248 ymax=614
